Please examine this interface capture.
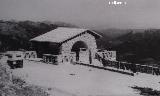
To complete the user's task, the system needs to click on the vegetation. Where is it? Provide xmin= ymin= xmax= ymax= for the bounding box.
xmin=132 ymin=86 xmax=160 ymax=96
xmin=111 ymin=30 xmax=160 ymax=65
xmin=97 ymin=29 xmax=160 ymax=66
xmin=0 ymin=62 xmax=49 ymax=96
xmin=0 ymin=20 xmax=55 ymax=51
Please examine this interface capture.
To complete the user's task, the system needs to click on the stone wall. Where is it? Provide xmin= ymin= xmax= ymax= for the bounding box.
xmin=60 ymin=32 xmax=97 ymax=65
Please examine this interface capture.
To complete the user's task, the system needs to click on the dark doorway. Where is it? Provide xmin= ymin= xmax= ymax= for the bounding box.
xmin=71 ymin=41 xmax=88 ymax=61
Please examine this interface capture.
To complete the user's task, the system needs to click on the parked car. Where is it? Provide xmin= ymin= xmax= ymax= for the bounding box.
xmin=5 ymin=51 xmax=24 ymax=69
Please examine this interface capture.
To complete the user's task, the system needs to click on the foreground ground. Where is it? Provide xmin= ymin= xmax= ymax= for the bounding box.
xmin=13 ymin=60 xmax=160 ymax=96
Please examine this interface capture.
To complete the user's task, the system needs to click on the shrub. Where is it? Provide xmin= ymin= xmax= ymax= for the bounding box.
xmin=0 ymin=62 xmax=49 ymax=96
xmin=131 ymin=86 xmax=160 ymax=96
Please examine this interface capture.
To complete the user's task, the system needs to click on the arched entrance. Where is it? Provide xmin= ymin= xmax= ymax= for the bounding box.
xmin=71 ymin=41 xmax=92 ymax=64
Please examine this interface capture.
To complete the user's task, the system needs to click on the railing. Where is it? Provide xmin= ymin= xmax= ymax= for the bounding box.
xmin=95 ymin=53 xmax=160 ymax=75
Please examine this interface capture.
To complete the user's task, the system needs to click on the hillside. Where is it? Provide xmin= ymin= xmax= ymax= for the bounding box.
xmin=97 ymin=29 xmax=132 ymax=38
xmin=0 ymin=20 xmax=80 ymax=51
xmin=110 ymin=29 xmax=160 ymax=65
xmin=0 ymin=20 xmax=56 ymax=51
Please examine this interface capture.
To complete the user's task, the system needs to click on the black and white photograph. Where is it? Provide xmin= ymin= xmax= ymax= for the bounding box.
xmin=0 ymin=0 xmax=160 ymax=96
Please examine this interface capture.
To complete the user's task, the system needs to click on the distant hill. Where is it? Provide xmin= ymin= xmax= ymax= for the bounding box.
xmin=0 ymin=20 xmax=79 ymax=51
xmin=96 ymin=29 xmax=131 ymax=39
xmin=110 ymin=29 xmax=160 ymax=64
xmin=95 ymin=28 xmax=160 ymax=65
xmin=96 ymin=28 xmax=147 ymax=39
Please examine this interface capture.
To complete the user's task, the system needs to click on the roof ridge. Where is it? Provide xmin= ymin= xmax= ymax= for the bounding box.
xmin=30 ymin=27 xmax=101 ymax=43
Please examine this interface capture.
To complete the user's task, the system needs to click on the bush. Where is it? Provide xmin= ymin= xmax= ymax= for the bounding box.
xmin=131 ymin=86 xmax=160 ymax=96
xmin=0 ymin=62 xmax=49 ymax=96
xmin=0 ymin=62 xmax=12 ymax=82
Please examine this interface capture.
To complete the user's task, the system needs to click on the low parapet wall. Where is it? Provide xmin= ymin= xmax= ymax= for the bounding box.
xmin=95 ymin=53 xmax=160 ymax=76
xmin=24 ymin=51 xmax=37 ymax=59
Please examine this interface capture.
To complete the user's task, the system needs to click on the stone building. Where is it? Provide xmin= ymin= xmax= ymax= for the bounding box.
xmin=30 ymin=27 xmax=101 ymax=64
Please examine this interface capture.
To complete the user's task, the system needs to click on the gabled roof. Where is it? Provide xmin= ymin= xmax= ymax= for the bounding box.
xmin=30 ymin=27 xmax=101 ymax=43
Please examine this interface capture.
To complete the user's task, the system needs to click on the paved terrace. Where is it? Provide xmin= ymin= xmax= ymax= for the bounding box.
xmin=13 ymin=60 xmax=160 ymax=96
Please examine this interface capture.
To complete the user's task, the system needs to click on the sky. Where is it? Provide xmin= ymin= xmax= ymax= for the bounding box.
xmin=0 ymin=0 xmax=160 ymax=29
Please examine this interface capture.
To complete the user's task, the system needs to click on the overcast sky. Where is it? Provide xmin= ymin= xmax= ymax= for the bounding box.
xmin=0 ymin=0 xmax=160 ymax=29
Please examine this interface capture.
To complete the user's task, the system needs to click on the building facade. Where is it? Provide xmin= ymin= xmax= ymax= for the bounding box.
xmin=30 ymin=27 xmax=101 ymax=64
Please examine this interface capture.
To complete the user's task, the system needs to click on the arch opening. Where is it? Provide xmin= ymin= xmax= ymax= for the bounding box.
xmin=71 ymin=41 xmax=88 ymax=62
xmin=71 ymin=41 xmax=91 ymax=63
xmin=71 ymin=41 xmax=88 ymax=52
